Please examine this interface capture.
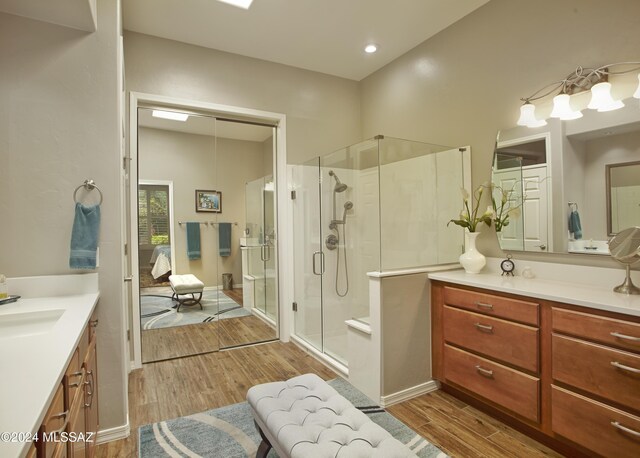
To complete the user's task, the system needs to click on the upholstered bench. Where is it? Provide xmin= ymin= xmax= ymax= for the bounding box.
xmin=247 ymin=373 xmax=418 ymax=458
xmin=168 ymin=274 xmax=204 ymax=312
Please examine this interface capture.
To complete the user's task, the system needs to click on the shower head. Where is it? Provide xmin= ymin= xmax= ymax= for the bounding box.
xmin=328 ymin=170 xmax=348 ymax=193
xmin=342 ymin=201 xmax=354 ymax=222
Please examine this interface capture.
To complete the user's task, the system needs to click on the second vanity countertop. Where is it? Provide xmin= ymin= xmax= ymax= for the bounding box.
xmin=429 ymin=267 xmax=640 ymax=318
xmin=0 ymin=274 xmax=99 ymax=458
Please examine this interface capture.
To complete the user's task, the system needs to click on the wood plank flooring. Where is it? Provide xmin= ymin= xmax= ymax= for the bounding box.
xmin=98 ymin=342 xmax=563 ymax=458
xmin=141 ymin=288 xmax=277 ymax=362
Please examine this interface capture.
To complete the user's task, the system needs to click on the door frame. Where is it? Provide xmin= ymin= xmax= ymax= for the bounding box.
xmin=128 ymin=92 xmax=288 ymax=369
xmin=137 ymin=180 xmax=177 ymax=274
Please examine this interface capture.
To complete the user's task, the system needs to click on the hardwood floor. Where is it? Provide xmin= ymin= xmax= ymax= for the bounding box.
xmin=142 ymin=316 xmax=277 ymax=362
xmin=99 ymin=341 xmax=563 ymax=458
xmin=141 ymin=288 xmax=277 ymax=362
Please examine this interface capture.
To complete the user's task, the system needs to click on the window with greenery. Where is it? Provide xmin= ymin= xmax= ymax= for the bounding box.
xmin=139 ymin=185 xmax=170 ymax=246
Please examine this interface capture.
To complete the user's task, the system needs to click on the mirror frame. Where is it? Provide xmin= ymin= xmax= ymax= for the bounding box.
xmin=606 ymin=159 xmax=640 ymax=236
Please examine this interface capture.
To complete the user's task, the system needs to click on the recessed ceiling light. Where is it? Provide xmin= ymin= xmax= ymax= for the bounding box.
xmin=217 ymin=0 xmax=254 ymax=9
xmin=152 ymin=110 xmax=189 ymax=122
xmin=364 ymin=44 xmax=378 ymax=54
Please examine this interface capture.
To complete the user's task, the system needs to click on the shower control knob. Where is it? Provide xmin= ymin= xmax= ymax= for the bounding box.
xmin=325 ymin=234 xmax=339 ymax=250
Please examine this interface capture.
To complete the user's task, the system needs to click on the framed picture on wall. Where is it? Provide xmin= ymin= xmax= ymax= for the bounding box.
xmin=195 ymin=190 xmax=222 ymax=213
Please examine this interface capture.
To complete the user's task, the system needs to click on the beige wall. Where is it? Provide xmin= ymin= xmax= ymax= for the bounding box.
xmin=360 ymin=0 xmax=640 ymax=263
xmin=0 ymin=1 xmax=126 ymax=432
xmin=124 ymin=31 xmax=361 ymax=165
xmin=139 ymin=127 xmax=265 ymax=286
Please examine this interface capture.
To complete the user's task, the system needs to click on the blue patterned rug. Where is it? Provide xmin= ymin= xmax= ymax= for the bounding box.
xmin=140 ymin=290 xmax=251 ymax=330
xmin=139 ymin=378 xmax=448 ymax=457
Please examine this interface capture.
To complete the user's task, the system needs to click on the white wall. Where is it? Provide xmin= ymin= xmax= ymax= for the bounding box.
xmin=124 ymin=31 xmax=361 ymax=165
xmin=139 ymin=127 xmax=266 ymax=286
xmin=360 ymin=0 xmax=640 ymax=264
xmin=0 ymin=0 xmax=126 ymax=432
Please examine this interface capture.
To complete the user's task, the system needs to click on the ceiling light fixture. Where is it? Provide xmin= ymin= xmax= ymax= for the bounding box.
xmin=152 ymin=110 xmax=189 ymax=122
xmin=364 ymin=44 xmax=378 ymax=54
xmin=518 ymin=62 xmax=640 ymax=127
xmin=217 ymin=0 xmax=254 ymax=10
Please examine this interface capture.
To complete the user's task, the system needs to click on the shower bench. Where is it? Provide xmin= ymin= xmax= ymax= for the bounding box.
xmin=169 ymin=274 xmax=204 ymax=312
xmin=247 ymin=373 xmax=418 ymax=458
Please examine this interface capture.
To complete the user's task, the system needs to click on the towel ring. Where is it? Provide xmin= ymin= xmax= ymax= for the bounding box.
xmin=74 ymin=179 xmax=103 ymax=205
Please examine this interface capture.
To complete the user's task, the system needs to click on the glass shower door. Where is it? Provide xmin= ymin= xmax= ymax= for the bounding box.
xmin=293 ymin=157 xmax=323 ymax=351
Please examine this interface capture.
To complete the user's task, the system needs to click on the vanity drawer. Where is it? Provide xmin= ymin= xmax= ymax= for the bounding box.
xmin=443 ymin=305 xmax=539 ymax=372
xmin=552 ymin=385 xmax=640 ymax=457
xmin=552 ymin=334 xmax=640 ymax=412
xmin=39 ymin=383 xmax=67 ymax=458
xmin=63 ymin=348 xmax=83 ymax=410
xmin=552 ymin=307 xmax=640 ymax=353
xmin=443 ymin=286 xmax=539 ymax=326
xmin=444 ymin=344 xmax=539 ymax=422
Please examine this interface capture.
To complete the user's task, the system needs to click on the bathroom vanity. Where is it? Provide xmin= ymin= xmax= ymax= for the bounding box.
xmin=0 ymin=274 xmax=100 ymax=458
xmin=429 ymin=265 xmax=640 ymax=457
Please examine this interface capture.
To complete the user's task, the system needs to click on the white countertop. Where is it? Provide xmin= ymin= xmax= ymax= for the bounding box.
xmin=429 ymin=269 xmax=640 ymax=317
xmin=0 ymin=274 xmax=99 ymax=458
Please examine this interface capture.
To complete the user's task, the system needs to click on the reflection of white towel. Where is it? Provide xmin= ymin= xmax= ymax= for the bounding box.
xmin=151 ymin=252 xmax=171 ymax=279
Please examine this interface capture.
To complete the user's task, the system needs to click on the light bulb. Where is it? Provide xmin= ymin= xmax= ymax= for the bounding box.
xmin=517 ymin=103 xmax=547 ymax=128
xmin=364 ymin=44 xmax=378 ymax=54
xmin=588 ymin=82 xmax=624 ymax=112
xmin=550 ymin=94 xmax=583 ymax=120
xmin=634 ymin=74 xmax=640 ymax=99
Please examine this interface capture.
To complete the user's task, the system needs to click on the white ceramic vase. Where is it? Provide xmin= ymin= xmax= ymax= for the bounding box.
xmin=459 ymin=231 xmax=486 ymax=274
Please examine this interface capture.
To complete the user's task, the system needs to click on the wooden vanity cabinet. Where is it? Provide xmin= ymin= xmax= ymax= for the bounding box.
xmin=36 ymin=310 xmax=98 ymax=458
xmin=432 ymin=281 xmax=640 ymax=457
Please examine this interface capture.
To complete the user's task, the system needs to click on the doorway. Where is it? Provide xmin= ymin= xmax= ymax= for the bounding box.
xmin=128 ymin=94 xmax=286 ymax=367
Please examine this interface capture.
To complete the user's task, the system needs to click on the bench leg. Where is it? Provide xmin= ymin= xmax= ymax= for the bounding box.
xmin=254 ymin=421 xmax=272 ymax=458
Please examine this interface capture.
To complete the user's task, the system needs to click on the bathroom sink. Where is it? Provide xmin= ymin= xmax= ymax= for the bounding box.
xmin=0 ymin=309 xmax=65 ymax=340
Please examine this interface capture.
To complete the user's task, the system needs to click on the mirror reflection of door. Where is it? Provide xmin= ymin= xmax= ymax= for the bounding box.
xmin=607 ymin=161 xmax=640 ymax=235
xmin=136 ymin=108 xmax=280 ymax=362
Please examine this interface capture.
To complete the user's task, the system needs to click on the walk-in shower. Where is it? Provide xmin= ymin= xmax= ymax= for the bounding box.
xmin=292 ymin=136 xmax=466 ymax=368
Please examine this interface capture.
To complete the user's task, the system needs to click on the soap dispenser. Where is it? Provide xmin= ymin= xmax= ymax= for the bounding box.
xmin=0 ymin=274 xmax=7 ymax=299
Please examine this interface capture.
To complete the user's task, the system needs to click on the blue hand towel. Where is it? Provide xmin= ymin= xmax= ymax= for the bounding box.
xmin=70 ymin=203 xmax=101 ymax=269
xmin=186 ymin=222 xmax=201 ymax=260
xmin=218 ymin=223 xmax=232 ymax=257
xmin=568 ymin=210 xmax=582 ymax=240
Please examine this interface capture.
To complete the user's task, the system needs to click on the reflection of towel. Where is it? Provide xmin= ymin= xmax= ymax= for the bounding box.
xmin=186 ymin=222 xmax=201 ymax=260
xmin=151 ymin=252 xmax=171 ymax=279
xmin=70 ymin=203 xmax=101 ymax=269
xmin=219 ymin=223 xmax=231 ymax=257
xmin=569 ymin=210 xmax=582 ymax=240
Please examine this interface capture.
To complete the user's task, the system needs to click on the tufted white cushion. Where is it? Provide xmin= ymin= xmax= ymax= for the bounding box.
xmin=247 ymin=374 xmax=418 ymax=458
xmin=169 ymin=274 xmax=204 ymax=294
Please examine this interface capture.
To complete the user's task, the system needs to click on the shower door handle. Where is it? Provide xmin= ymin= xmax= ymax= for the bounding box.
xmin=261 ymin=244 xmax=271 ymax=262
xmin=312 ymin=251 xmax=325 ymax=275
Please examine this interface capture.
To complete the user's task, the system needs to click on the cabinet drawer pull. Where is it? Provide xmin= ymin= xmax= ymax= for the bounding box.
xmin=611 ymin=361 xmax=640 ymax=374
xmin=474 ymin=301 xmax=493 ymax=310
xmin=611 ymin=421 xmax=640 ymax=437
xmin=90 ymin=319 xmax=99 ymax=327
xmin=474 ymin=323 xmax=494 ymax=333
xmin=69 ymin=381 xmax=82 ymax=388
xmin=610 ymin=331 xmax=640 ymax=342
xmin=475 ymin=365 xmax=494 ymax=378
xmin=51 ymin=410 xmax=69 ymax=420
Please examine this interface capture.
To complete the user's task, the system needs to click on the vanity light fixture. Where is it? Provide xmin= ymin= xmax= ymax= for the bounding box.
xmin=152 ymin=110 xmax=189 ymax=122
xmin=364 ymin=44 xmax=378 ymax=54
xmin=217 ymin=0 xmax=254 ymax=9
xmin=517 ymin=102 xmax=547 ymax=127
xmin=518 ymin=61 xmax=640 ymax=127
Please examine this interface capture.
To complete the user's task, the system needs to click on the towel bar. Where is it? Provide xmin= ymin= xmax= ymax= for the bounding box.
xmin=73 ymin=179 xmax=103 ymax=205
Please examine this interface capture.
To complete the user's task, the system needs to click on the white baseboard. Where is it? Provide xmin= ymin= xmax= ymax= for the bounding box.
xmin=96 ymin=420 xmax=130 ymax=444
xmin=250 ymin=307 xmax=277 ymax=328
xmin=380 ymin=380 xmax=440 ymax=407
xmin=203 ymin=284 xmax=244 ymax=292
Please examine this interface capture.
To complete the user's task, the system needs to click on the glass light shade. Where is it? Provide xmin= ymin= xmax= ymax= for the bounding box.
xmin=517 ymin=103 xmax=547 ymax=128
xmin=588 ymin=82 xmax=624 ymax=112
xmin=634 ymin=74 xmax=640 ymax=99
xmin=550 ymin=94 xmax=583 ymax=120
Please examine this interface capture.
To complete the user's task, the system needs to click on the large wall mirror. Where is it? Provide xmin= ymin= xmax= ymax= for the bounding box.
xmin=493 ymin=96 xmax=640 ymax=256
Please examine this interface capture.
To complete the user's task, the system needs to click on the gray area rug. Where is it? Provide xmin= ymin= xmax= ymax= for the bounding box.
xmin=140 ymin=290 xmax=251 ymax=330
xmin=139 ymin=378 xmax=448 ymax=457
